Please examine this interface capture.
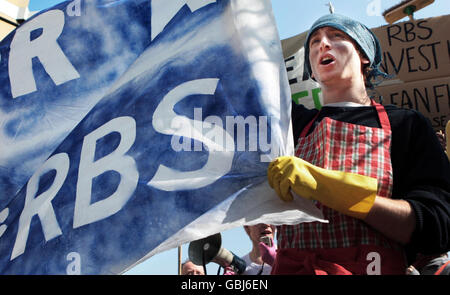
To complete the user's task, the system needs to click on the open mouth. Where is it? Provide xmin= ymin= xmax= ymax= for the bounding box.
xmin=260 ymin=230 xmax=272 ymax=236
xmin=320 ymin=56 xmax=335 ymax=65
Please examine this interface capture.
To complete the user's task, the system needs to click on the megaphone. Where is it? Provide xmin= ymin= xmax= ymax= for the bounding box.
xmin=188 ymin=233 xmax=247 ymax=274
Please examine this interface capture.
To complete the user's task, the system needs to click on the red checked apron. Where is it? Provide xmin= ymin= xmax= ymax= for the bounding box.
xmin=273 ymin=101 xmax=407 ymax=275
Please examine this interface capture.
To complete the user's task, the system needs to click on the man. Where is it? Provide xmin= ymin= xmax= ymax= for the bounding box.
xmin=181 ymin=260 xmax=205 ymax=275
xmin=267 ymin=14 xmax=450 ymax=274
xmin=241 ymin=224 xmax=277 ymax=275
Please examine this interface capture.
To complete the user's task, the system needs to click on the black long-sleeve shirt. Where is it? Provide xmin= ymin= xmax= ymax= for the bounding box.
xmin=292 ymin=102 xmax=450 ymax=261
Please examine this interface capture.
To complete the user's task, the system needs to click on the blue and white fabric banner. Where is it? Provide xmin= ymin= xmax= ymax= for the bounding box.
xmin=0 ymin=0 xmax=324 ymax=274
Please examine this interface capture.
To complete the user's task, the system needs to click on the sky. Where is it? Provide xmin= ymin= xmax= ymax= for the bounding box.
xmin=25 ymin=0 xmax=449 ymax=275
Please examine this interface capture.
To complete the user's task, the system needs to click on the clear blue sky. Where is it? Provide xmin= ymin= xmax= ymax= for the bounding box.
xmin=29 ymin=0 xmax=450 ymax=39
xmin=26 ymin=0 xmax=449 ymax=275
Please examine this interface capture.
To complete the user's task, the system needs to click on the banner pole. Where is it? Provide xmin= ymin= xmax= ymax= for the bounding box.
xmin=178 ymin=246 xmax=182 ymax=275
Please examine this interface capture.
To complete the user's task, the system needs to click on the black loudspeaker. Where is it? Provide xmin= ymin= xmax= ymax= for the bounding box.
xmin=188 ymin=233 xmax=247 ymax=274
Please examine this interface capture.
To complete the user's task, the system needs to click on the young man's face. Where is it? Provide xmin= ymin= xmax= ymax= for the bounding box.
xmin=308 ymin=27 xmax=369 ymax=85
xmin=245 ymin=223 xmax=275 ymax=244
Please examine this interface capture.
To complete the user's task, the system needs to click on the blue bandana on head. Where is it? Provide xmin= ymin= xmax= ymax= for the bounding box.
xmin=304 ymin=14 xmax=387 ymax=89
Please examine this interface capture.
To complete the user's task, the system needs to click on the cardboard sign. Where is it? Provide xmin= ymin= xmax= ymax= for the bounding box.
xmin=281 ymin=31 xmax=323 ymax=110
xmin=372 ymin=14 xmax=450 ymax=84
xmin=371 ymin=15 xmax=450 ymax=131
xmin=372 ymin=76 xmax=449 ymax=131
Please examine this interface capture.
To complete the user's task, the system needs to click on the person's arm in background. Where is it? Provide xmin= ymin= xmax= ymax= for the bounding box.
xmin=258 ymin=237 xmax=276 ymax=266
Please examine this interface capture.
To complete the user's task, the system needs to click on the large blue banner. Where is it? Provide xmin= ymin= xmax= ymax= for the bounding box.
xmin=0 ymin=0 xmax=307 ymax=274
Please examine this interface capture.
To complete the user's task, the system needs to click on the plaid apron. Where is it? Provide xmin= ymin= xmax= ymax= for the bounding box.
xmin=274 ymin=101 xmax=406 ymax=274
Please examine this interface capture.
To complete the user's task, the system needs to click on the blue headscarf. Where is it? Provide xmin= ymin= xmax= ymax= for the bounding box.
xmin=304 ymin=14 xmax=387 ymax=89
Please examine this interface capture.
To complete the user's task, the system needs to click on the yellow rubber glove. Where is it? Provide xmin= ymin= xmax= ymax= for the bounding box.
xmin=268 ymin=156 xmax=377 ymax=219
